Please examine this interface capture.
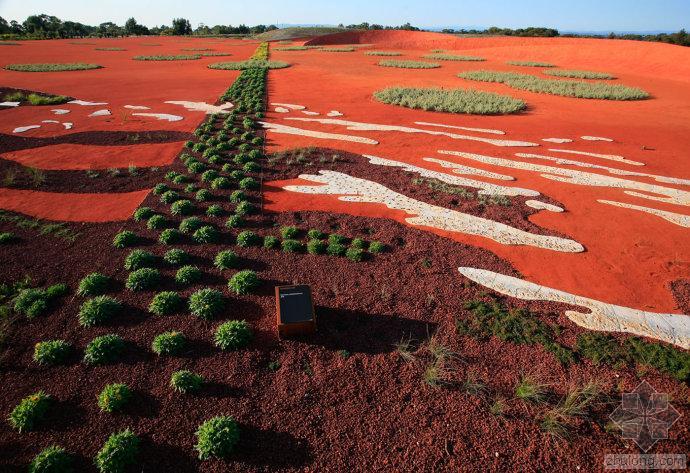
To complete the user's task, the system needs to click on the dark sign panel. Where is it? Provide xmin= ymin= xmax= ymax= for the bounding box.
xmin=275 ymin=285 xmax=316 ymax=337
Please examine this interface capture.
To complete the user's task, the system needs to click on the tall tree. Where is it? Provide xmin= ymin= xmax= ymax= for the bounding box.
xmin=171 ymin=18 xmax=192 ymax=35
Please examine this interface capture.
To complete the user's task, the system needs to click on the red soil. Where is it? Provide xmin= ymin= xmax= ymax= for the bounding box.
xmin=265 ymin=31 xmax=690 ymax=314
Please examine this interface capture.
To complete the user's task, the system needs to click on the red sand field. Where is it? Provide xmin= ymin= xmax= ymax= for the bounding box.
xmin=265 ymin=30 xmax=690 ymax=314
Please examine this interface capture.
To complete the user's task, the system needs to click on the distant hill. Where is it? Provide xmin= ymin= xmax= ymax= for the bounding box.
xmin=254 ymin=26 xmax=345 ymax=41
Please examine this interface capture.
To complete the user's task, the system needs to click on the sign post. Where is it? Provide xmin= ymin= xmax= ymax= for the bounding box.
xmin=275 ymin=285 xmax=316 ymax=337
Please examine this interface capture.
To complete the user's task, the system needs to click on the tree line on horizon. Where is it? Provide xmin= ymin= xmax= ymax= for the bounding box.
xmin=0 ymin=13 xmax=688 ymax=47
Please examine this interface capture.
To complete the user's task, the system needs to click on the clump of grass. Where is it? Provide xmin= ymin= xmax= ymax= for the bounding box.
xmin=124 ymin=249 xmax=156 ymax=271
xmin=228 ymin=270 xmax=260 ymax=294
xmin=83 ymin=334 xmax=125 ymax=365
xmin=192 ymin=225 xmax=219 ymax=244
xmin=507 ymin=60 xmax=555 ymax=67
xmin=5 ymin=63 xmax=102 ymax=72
xmin=368 ymin=241 xmax=386 ymax=254
xmin=125 ymin=268 xmax=160 ymax=291
xmin=326 ymin=242 xmax=347 ymax=256
xmin=378 ymin=59 xmax=440 ymax=69
xmin=274 ymin=46 xmax=310 ymax=51
xmin=163 ymin=248 xmax=188 ymax=266
xmin=345 ymin=247 xmax=365 ymax=262
xmin=159 ymin=228 xmax=182 ymax=245
xmin=544 ymin=69 xmax=615 ymax=79
xmin=458 ymin=70 xmax=648 ymax=100
xmin=214 ymin=250 xmax=239 ymax=270
xmin=112 ymin=230 xmax=138 ymax=248
xmin=195 ymin=416 xmax=240 ymax=460
xmin=374 ymin=86 xmax=526 ymax=114
xmin=236 ymin=230 xmax=260 ymax=247
xmin=263 ymin=235 xmax=279 ymax=249
xmin=170 ymin=199 xmax=195 ymax=216
xmin=281 ymin=239 xmax=304 ymax=253
xmin=152 ymin=331 xmax=186 ymax=356
xmin=29 ymin=445 xmax=73 ymax=473
xmin=366 ymin=51 xmax=402 ymax=56
xmin=489 ymin=397 xmax=507 ymax=416
xmin=148 ymin=291 xmax=182 ymax=315
xmin=97 ymin=383 xmax=132 ymax=413
xmin=175 ymin=265 xmax=202 ymax=286
xmin=8 ymin=391 xmax=51 ymax=432
xmin=95 ymin=429 xmax=139 ymax=473
xmin=33 ymin=339 xmax=71 ymax=365
xmin=541 ymin=382 xmax=601 ymax=440
xmin=461 ymin=372 xmax=488 ymax=397
xmin=307 ymin=239 xmax=327 ymax=255
xmin=171 ymin=370 xmax=203 ymax=394
xmin=189 ymin=288 xmax=224 ymax=320
xmin=423 ymin=53 xmax=485 ymax=61
xmin=515 ymin=373 xmax=548 ymax=403
xmin=215 ymin=320 xmax=253 ymax=350
xmin=26 ymin=93 xmax=70 ymax=105
xmin=208 ymin=60 xmax=290 ymax=70
xmin=78 ymin=296 xmax=121 ymax=327
xmin=395 ymin=335 xmax=416 ymax=363
xmin=132 ymin=55 xmax=201 ymax=61
xmin=132 ymin=206 xmax=154 ymax=221
xmin=14 ymin=284 xmax=67 ymax=319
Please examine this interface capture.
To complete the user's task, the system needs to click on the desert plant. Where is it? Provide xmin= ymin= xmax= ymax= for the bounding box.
xmin=33 ymin=339 xmax=71 ymax=365
xmin=132 ymin=207 xmax=154 ymax=221
xmin=83 ymin=334 xmax=125 ymax=365
xmin=189 ymin=288 xmax=224 ymax=320
xmin=195 ymin=416 xmax=240 ymax=460
xmin=378 ymin=59 xmax=440 ymax=68
xmin=124 ymin=249 xmax=156 ymax=270
xmin=149 ymin=291 xmax=182 ymax=315
xmin=152 ymin=183 xmax=169 ymax=195
xmin=507 ymin=60 xmax=555 ymax=67
xmin=8 ymin=391 xmax=51 ymax=432
xmin=208 ymin=59 xmax=290 ymax=70
xmin=228 ymin=190 xmax=246 ymax=203
xmin=0 ymin=231 xmax=15 ymax=244
xmin=328 ymin=234 xmax=347 ymax=245
xmin=160 ymin=190 xmax=181 ymax=204
xmin=366 ymin=50 xmax=402 ymax=56
xmin=374 ymin=86 xmax=526 ymax=114
xmin=78 ymin=296 xmax=121 ymax=327
xmin=163 ymin=248 xmax=188 ymax=265
xmin=281 ymin=239 xmax=303 ymax=253
xmin=345 ymin=247 xmax=365 ymax=262
xmin=307 ymin=239 xmax=327 ymax=255
xmin=326 ymin=243 xmax=347 ymax=256
xmin=152 ymin=331 xmax=186 ymax=356
xmin=94 ymin=429 xmax=140 ymax=473
xmin=239 ymin=177 xmax=258 ymax=190
xmin=307 ymin=229 xmax=325 ymax=240
xmin=263 ymin=235 xmax=279 ymax=249
xmin=192 ymin=225 xmax=219 ymax=244
xmin=206 ymin=204 xmax=223 ymax=217
xmin=280 ymin=226 xmax=299 ymax=239
xmin=214 ymin=320 xmax=252 ymax=350
xmin=112 ymin=230 xmax=138 ymax=248
xmin=13 ymin=286 xmax=64 ymax=319
xmin=179 ymin=216 xmax=204 ymax=234
xmin=234 ymin=201 xmax=254 ymax=216
xmin=159 ymin=228 xmax=182 ymax=245
xmin=170 ymin=370 xmax=203 ymax=393
xmin=515 ymin=373 xmax=548 ymax=403
xmin=236 ymin=230 xmax=260 ymax=247
xmin=350 ymin=238 xmax=366 ymax=249
xmin=175 ymin=265 xmax=202 ymax=285
xmin=225 ymin=215 xmax=243 ymax=228
xmin=125 ymin=268 xmax=160 ymax=291
xmin=133 ymin=54 xmax=200 ymax=60
xmin=170 ymin=199 xmax=195 ymax=216
xmin=214 ymin=250 xmax=239 ymax=270
xmin=368 ymin=241 xmax=386 ymax=254
xmin=28 ymin=445 xmax=73 ymax=473
xmin=97 ymin=383 xmax=132 ymax=413
xmin=146 ymin=215 xmax=167 ymax=230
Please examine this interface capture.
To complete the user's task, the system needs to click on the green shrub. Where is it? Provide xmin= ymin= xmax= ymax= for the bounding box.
xmin=28 ymin=445 xmax=73 ymax=473
xmin=214 ymin=320 xmax=252 ymax=350
xmin=236 ymin=230 xmax=260 ymax=247
xmin=368 ymin=241 xmax=386 ymax=254
xmin=152 ymin=183 xmax=168 ymax=195
xmin=185 ymin=183 xmax=198 ymax=193
xmin=225 ymin=215 xmax=243 ymax=228
xmin=206 ymin=204 xmax=223 ymax=217
xmin=280 ymin=226 xmax=299 ymax=239
xmin=458 ymin=70 xmax=649 ymax=100
xmin=544 ymin=69 xmax=615 ymax=79
xmin=378 ymin=59 xmax=440 ymax=69
xmin=124 ymin=249 xmax=156 ymax=270
xmin=235 ymin=201 xmax=255 ymax=216
xmin=281 ymin=239 xmax=303 ymax=253
xmin=307 ymin=239 xmax=327 ymax=255
xmin=228 ymin=270 xmax=260 ymax=294
xmin=133 ymin=54 xmax=200 ymax=61
xmin=170 ymin=199 xmax=195 ymax=216
xmin=350 ymin=238 xmax=366 ymax=249
xmin=179 ymin=216 xmax=203 ymax=234
xmin=13 ymin=288 xmax=57 ymax=319
xmin=146 ymin=214 xmax=167 ymax=230
xmin=307 ymin=229 xmax=325 ymax=239
xmin=193 ymin=225 xmax=219 ymax=243
xmin=263 ymin=235 xmax=279 ymax=249
xmin=200 ymin=169 xmax=218 ymax=182
xmin=211 ymin=177 xmax=231 ymax=190
xmin=78 ymin=296 xmax=121 ymax=327
xmin=423 ymin=53 xmax=485 ymax=61
xmin=188 ymin=161 xmax=207 ymax=174
xmin=26 ymin=93 xmax=70 ymax=105
xmin=133 ymin=207 xmax=154 ymax=221
xmin=44 ymin=283 xmax=68 ymax=299
xmin=125 ymin=268 xmax=160 ymax=291
xmin=328 ymin=234 xmax=347 ymax=245
xmin=215 ymin=250 xmax=239 ymax=270
xmin=164 ymin=248 xmax=188 ymax=265
xmin=8 ymin=391 xmax=50 ymax=432
xmin=172 ymin=174 xmax=188 ymax=184
xmin=195 ymin=189 xmax=212 ymax=202
xmin=33 ymin=340 xmax=71 ymax=365
xmin=374 ymin=86 xmax=526 ymax=114
xmin=366 ymin=50 xmax=402 ymax=56
xmin=346 ymin=248 xmax=365 ymax=262
xmin=243 ymin=162 xmax=260 ymax=173
xmin=170 ymin=370 xmax=203 ymax=394
xmin=152 ymin=331 xmax=186 ymax=356
xmin=507 ymin=60 xmax=555 ymax=67
xmin=84 ymin=334 xmax=125 ymax=365
xmin=112 ymin=231 xmax=138 ymax=248
xmin=160 ymin=190 xmax=180 ymax=204
xmin=149 ymin=291 xmax=182 ymax=315
xmin=176 ymin=265 xmax=202 ymax=285
xmin=327 ymin=243 xmax=347 ymax=256
xmin=0 ymin=232 xmax=15 ymax=244
xmin=94 ymin=429 xmax=140 ymax=473
xmin=239 ymin=177 xmax=258 ymax=190
xmin=5 ymin=63 xmax=102 ymax=72
xmin=159 ymin=228 xmax=182 ymax=245
xmin=209 ymin=59 xmax=289 ymax=70
xmin=230 ymin=170 xmax=245 ymax=180
xmin=195 ymin=416 xmax=240 ymax=460
xmin=97 ymin=383 xmax=132 ymax=413
xmin=189 ymin=288 xmax=224 ymax=320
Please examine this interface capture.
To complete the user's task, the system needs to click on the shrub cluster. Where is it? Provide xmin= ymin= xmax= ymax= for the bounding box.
xmin=228 ymin=270 xmax=260 ymax=294
xmin=149 ymin=291 xmax=182 ymax=315
xmin=215 ymin=320 xmax=252 ymax=350
xmin=189 ymin=288 xmax=224 ymax=319
xmin=125 ymin=268 xmax=160 ymax=291
xmin=78 ymin=272 xmax=111 ymax=296
xmin=152 ymin=331 xmax=186 ymax=356
xmin=14 ymin=284 xmax=67 ymax=318
xmin=8 ymin=391 xmax=51 ymax=432
xmin=378 ymin=60 xmax=440 ymax=69
xmin=29 ymin=445 xmax=73 ymax=473
xmin=195 ymin=416 xmax=240 ymax=460
xmin=78 ymin=296 xmax=121 ymax=327
xmin=171 ymin=370 xmax=203 ymax=393
xmin=95 ymin=429 xmax=140 ymax=473
xmin=374 ymin=86 xmax=526 ymax=114
xmin=33 ymin=339 xmax=71 ymax=365
xmin=97 ymin=383 xmax=132 ymax=413
xmin=83 ymin=334 xmax=125 ymax=365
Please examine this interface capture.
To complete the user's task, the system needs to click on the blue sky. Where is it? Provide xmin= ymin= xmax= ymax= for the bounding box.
xmin=0 ymin=0 xmax=688 ymax=32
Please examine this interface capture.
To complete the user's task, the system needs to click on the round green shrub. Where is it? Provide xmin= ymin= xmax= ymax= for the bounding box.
xmin=152 ymin=183 xmax=169 ymax=195
xmin=0 ymin=232 xmax=15 ymax=244
xmin=97 ymin=383 xmax=132 ymax=413
xmin=149 ymin=291 xmax=182 ymax=315
xmin=133 ymin=207 xmax=154 ymax=222
xmin=327 ymin=243 xmax=347 ymax=256
xmin=95 ymin=429 xmax=140 ymax=473
xmin=201 ymin=170 xmax=218 ymax=182
xmin=263 ymin=235 xmax=279 ymax=249
xmin=78 ymin=272 xmax=111 ymax=296
xmin=188 ymin=161 xmax=206 ymax=174
xmin=189 ymin=288 xmax=224 ymax=320
xmin=179 ymin=216 xmax=203 ymax=234
xmin=195 ymin=416 xmax=240 ymax=460
xmin=346 ymin=247 xmax=365 ymax=262
xmin=165 ymin=171 xmax=181 ymax=181
xmin=8 ymin=391 xmax=51 ymax=432
xmin=146 ymin=214 xmax=167 ymax=230
xmin=229 ymin=170 xmax=245 ymax=180
xmin=328 ymin=234 xmax=347 ymax=245
xmin=29 ymin=445 xmax=73 ymax=473
xmin=170 ymin=199 xmax=195 ymax=216
xmin=185 ymin=183 xmax=198 ymax=193
xmin=175 ymin=265 xmax=202 ymax=285
xmin=214 ymin=250 xmax=239 ymax=270
xmin=83 ymin=334 xmax=125 ymax=365
xmin=78 ymin=296 xmax=121 ymax=327
xmin=307 ymin=239 xmax=327 ymax=255
xmin=172 ymin=174 xmax=188 ymax=184
xmin=170 ymin=370 xmax=203 ymax=394
xmin=193 ymin=225 xmax=219 ymax=244
xmin=225 ymin=215 xmax=243 ymax=228
xmin=351 ymin=238 xmax=366 ymax=249
xmin=236 ymin=231 xmax=260 ymax=247
xmin=206 ymin=204 xmax=223 ymax=217
xmin=229 ymin=190 xmax=246 ymax=203
xmin=211 ymin=177 xmax=231 ymax=190
xmin=228 ymin=270 xmax=260 ymax=294
xmin=163 ymin=248 xmax=188 ymax=265
xmin=44 ymin=284 xmax=67 ymax=300
xmin=33 ymin=340 xmax=71 ymax=365
xmin=195 ymin=189 xmax=212 ymax=201
xmin=307 ymin=229 xmax=325 ymax=240
xmin=160 ymin=190 xmax=180 ymax=204
xmin=214 ymin=320 xmax=252 ymax=350
xmin=159 ymin=228 xmax=182 ymax=245
xmin=112 ymin=231 xmax=138 ymax=248
xmin=239 ymin=177 xmax=258 ymax=190
xmin=280 ymin=226 xmax=299 ymax=239
xmin=281 ymin=239 xmax=303 ymax=253
xmin=124 ymin=249 xmax=156 ymax=270
xmin=368 ymin=241 xmax=386 ymax=254
xmin=243 ymin=162 xmax=260 ymax=173
xmin=125 ymin=268 xmax=160 ymax=291
xmin=152 ymin=331 xmax=186 ymax=356
xmin=14 ymin=289 xmax=48 ymax=318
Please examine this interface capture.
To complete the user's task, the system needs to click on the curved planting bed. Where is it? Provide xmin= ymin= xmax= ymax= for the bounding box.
xmin=544 ymin=69 xmax=616 ymax=79
xmin=507 ymin=60 xmax=556 ymax=67
xmin=373 ymin=86 xmax=526 ymax=114
xmin=132 ymin=55 xmax=201 ymax=61
xmin=377 ymin=60 xmax=440 ymax=69
xmin=4 ymin=63 xmax=102 ymax=72
xmin=423 ymin=53 xmax=485 ymax=61
xmin=208 ymin=60 xmax=290 ymax=70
